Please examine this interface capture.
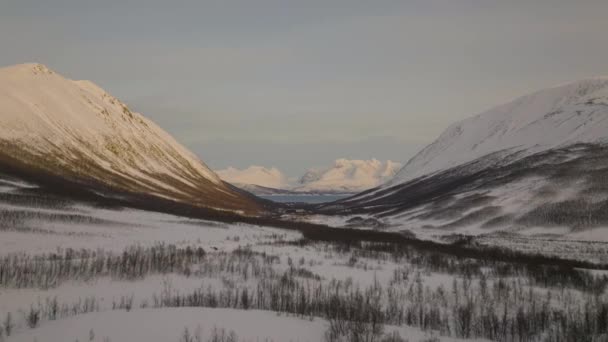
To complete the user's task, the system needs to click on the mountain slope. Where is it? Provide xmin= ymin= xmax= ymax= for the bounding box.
xmin=385 ymin=78 xmax=608 ymax=187
xmin=294 ymin=159 xmax=402 ymax=193
xmin=321 ymin=79 xmax=608 ymax=239
xmin=0 ymin=63 xmax=262 ymax=215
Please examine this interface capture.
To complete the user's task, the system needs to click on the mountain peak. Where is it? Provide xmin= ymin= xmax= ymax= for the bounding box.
xmin=0 ymin=63 xmax=261 ymax=214
xmin=1 ymin=63 xmax=56 ymax=76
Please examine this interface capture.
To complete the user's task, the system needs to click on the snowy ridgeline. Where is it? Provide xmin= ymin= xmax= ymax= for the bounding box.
xmin=385 ymin=77 xmax=608 ymax=188
xmin=0 ymin=63 xmax=259 ymax=214
xmin=1 ymin=176 xmax=608 ymax=342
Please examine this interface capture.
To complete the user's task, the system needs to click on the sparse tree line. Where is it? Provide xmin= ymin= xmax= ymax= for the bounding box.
xmin=0 ymin=296 xmax=100 ymax=340
xmin=0 ymin=209 xmax=117 ymax=230
xmin=312 ymin=239 xmax=608 ymax=295
xmin=0 ymin=244 xmax=207 ymax=288
xmin=0 ymin=191 xmax=74 ymax=211
xmin=178 ymin=325 xmax=411 ymax=342
xmin=518 ymin=198 xmax=608 ymax=228
xmin=145 ymin=264 xmax=608 ymax=342
xmin=178 ymin=326 xmax=240 ymax=342
xmin=2 ymin=240 xmax=608 ymax=341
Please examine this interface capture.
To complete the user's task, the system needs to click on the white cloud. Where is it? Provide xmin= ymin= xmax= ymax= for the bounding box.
xmin=216 ymin=166 xmax=289 ymax=188
xmin=216 ymin=158 xmax=403 ymax=192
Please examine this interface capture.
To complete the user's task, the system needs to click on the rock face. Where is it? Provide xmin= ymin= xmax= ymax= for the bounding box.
xmin=0 ymin=63 xmax=261 ymax=215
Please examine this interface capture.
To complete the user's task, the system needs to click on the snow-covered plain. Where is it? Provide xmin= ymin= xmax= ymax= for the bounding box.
xmin=1 ymin=179 xmax=604 ymax=342
xmin=3 ymin=202 xmax=604 ymax=342
xmin=10 ymin=308 xmax=481 ymax=342
xmin=0 ymin=202 xmax=288 ymax=257
xmin=0 ymin=179 xmax=488 ymax=342
xmin=0 ymin=221 xmax=491 ymax=342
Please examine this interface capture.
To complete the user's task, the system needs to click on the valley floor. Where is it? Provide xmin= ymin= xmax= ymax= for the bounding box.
xmin=295 ymin=212 xmax=608 ymax=264
xmin=0 ymin=180 xmax=607 ymax=342
xmin=0 ymin=205 xmax=483 ymax=342
xmin=10 ymin=308 xmax=474 ymax=342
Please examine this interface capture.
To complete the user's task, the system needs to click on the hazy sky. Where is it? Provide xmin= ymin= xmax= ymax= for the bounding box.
xmin=2 ymin=0 xmax=608 ymax=175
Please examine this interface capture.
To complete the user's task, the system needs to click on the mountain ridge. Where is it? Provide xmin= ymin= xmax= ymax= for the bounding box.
xmin=384 ymin=77 xmax=608 ymax=188
xmin=0 ymin=63 xmax=262 ymax=215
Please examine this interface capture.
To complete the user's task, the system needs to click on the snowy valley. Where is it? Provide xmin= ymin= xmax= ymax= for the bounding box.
xmin=0 ymin=64 xmax=607 ymax=342
xmin=1 ymin=171 xmax=607 ymax=342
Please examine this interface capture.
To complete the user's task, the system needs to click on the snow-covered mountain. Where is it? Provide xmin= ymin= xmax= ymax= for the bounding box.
xmin=385 ymin=77 xmax=608 ymax=188
xmin=0 ymin=63 xmax=261 ymax=215
xmin=321 ymin=78 xmax=608 ymax=238
xmin=216 ymin=166 xmax=289 ymax=189
xmin=294 ymin=159 xmax=402 ymax=193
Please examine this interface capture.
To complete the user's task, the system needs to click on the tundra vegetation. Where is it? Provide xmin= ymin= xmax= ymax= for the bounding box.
xmin=1 ymin=236 xmax=608 ymax=342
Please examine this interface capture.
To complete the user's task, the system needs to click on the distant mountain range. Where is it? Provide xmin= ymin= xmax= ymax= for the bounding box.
xmin=321 ymin=77 xmax=608 ymax=239
xmin=216 ymin=159 xmax=402 ymax=195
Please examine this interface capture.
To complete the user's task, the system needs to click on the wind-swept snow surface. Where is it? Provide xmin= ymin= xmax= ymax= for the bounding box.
xmin=8 ymin=308 xmax=482 ymax=342
xmin=0 ymin=63 xmax=261 ymax=214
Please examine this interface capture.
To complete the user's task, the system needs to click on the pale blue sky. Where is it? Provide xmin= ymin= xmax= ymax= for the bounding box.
xmin=2 ymin=0 xmax=607 ymax=175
